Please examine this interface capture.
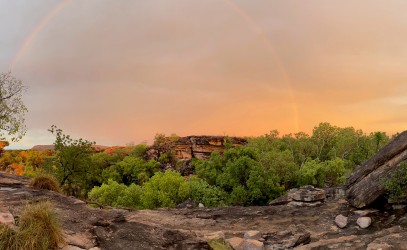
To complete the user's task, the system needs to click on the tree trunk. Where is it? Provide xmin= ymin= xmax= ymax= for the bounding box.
xmin=344 ymin=131 xmax=407 ymax=208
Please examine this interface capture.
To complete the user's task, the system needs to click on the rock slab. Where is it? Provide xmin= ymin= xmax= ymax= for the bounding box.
xmin=345 ymin=131 xmax=407 ymax=208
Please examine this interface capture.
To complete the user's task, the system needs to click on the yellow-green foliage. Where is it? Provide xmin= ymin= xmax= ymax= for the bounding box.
xmin=0 ymin=201 xmax=64 ymax=250
xmin=30 ymin=174 xmax=61 ymax=192
xmin=208 ymin=239 xmax=232 ymax=250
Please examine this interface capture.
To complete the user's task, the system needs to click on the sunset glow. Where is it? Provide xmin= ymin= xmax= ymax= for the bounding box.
xmin=1 ymin=0 xmax=406 ymax=148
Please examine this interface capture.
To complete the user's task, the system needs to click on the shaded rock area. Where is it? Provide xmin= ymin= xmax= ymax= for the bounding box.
xmin=2 ymin=172 xmax=407 ymax=249
xmin=345 ymin=130 xmax=407 ymax=208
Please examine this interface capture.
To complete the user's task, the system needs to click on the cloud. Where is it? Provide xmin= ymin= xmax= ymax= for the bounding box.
xmin=1 ymin=0 xmax=406 ymax=147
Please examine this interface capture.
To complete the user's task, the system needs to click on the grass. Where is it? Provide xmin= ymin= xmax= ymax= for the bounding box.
xmin=30 ymin=174 xmax=61 ymax=192
xmin=208 ymin=239 xmax=233 ymax=250
xmin=0 ymin=201 xmax=64 ymax=250
xmin=0 ymin=224 xmax=18 ymax=250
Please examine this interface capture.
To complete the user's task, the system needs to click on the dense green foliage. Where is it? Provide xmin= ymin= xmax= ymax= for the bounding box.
xmin=385 ymin=162 xmax=407 ymax=203
xmin=2 ymin=122 xmax=395 ymax=209
xmin=49 ymin=125 xmax=95 ymax=197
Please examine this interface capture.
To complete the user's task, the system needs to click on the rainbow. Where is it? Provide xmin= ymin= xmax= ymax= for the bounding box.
xmin=9 ymin=0 xmax=72 ymax=71
xmin=10 ymin=0 xmax=299 ymax=132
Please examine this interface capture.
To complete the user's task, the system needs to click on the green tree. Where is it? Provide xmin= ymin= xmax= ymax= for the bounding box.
xmin=49 ymin=125 xmax=95 ymax=196
xmin=0 ymin=72 xmax=28 ymax=142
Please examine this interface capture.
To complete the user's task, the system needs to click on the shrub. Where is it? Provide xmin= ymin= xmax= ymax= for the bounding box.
xmin=208 ymin=239 xmax=232 ymax=250
xmin=189 ymin=177 xmax=227 ymax=207
xmin=141 ymin=171 xmax=190 ymax=209
xmin=0 ymin=201 xmax=64 ymax=250
xmin=385 ymin=162 xmax=407 ymax=203
xmin=88 ymin=179 xmax=142 ymax=208
xmin=30 ymin=174 xmax=61 ymax=192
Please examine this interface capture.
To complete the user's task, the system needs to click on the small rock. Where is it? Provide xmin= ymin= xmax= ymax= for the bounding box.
xmin=198 ymin=203 xmax=205 ymax=208
xmin=88 ymin=248 xmax=101 ymax=250
xmin=398 ymin=215 xmax=407 ymax=226
xmin=392 ymin=204 xmax=406 ymax=210
xmin=243 ymin=239 xmax=264 ymax=250
xmin=61 ymin=245 xmax=84 ymax=250
xmin=0 ymin=210 xmax=14 ymax=226
xmin=244 ymin=230 xmax=261 ymax=240
xmin=335 ymin=214 xmax=348 ymax=229
xmin=357 ymin=217 xmax=372 ymax=229
xmin=354 ymin=209 xmax=378 ymax=216
xmin=226 ymin=237 xmax=245 ymax=250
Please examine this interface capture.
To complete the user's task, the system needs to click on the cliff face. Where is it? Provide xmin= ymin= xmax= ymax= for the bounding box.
xmin=174 ymin=136 xmax=247 ymax=160
xmin=148 ymin=136 xmax=247 ymax=161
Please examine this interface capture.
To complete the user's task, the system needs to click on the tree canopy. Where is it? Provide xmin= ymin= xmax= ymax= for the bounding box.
xmin=0 ymin=72 xmax=27 ymax=141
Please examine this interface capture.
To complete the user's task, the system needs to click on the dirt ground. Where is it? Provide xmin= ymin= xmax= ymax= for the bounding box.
xmin=1 ymin=172 xmax=407 ymax=250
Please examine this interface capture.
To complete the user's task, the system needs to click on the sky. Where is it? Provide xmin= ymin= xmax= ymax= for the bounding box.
xmin=0 ymin=0 xmax=406 ymax=149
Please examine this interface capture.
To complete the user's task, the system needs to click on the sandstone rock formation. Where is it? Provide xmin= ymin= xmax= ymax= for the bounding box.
xmin=148 ymin=136 xmax=247 ymax=161
xmin=270 ymin=185 xmax=326 ymax=206
xmin=345 ymin=131 xmax=407 ymax=208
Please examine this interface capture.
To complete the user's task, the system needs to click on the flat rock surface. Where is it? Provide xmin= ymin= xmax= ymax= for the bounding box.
xmin=1 ymin=172 xmax=407 ymax=249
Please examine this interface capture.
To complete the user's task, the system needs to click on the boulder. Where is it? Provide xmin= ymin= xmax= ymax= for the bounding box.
xmin=345 ymin=131 xmax=407 ymax=208
xmin=243 ymin=239 xmax=264 ymax=250
xmin=357 ymin=217 xmax=372 ymax=229
xmin=204 ymin=231 xmax=225 ymax=241
xmin=226 ymin=237 xmax=245 ymax=250
xmin=289 ymin=186 xmax=326 ymax=202
xmin=0 ymin=208 xmax=14 ymax=226
xmin=244 ymin=231 xmax=261 ymax=240
xmin=335 ymin=214 xmax=348 ymax=229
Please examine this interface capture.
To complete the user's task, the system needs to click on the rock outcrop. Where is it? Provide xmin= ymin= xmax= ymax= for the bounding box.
xmin=270 ymin=185 xmax=326 ymax=207
xmin=344 ymin=131 xmax=407 ymax=208
xmin=147 ymin=136 xmax=247 ymax=161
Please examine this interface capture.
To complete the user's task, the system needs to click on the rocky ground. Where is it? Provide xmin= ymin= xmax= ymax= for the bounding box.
xmin=1 ymin=172 xmax=407 ymax=250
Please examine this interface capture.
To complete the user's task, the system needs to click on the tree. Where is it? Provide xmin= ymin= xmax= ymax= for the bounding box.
xmin=49 ymin=125 xmax=95 ymax=196
xmin=0 ymin=72 xmax=28 ymax=141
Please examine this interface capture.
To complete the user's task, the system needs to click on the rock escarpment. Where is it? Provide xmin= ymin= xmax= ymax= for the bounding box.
xmin=147 ymin=136 xmax=247 ymax=161
xmin=173 ymin=136 xmax=247 ymax=160
xmin=345 ymin=131 xmax=407 ymax=208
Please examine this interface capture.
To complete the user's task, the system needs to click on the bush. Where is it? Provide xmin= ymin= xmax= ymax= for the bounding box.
xmin=30 ymin=174 xmax=61 ymax=192
xmin=385 ymin=162 xmax=407 ymax=203
xmin=0 ymin=201 xmax=64 ymax=250
xmin=189 ymin=177 xmax=227 ymax=207
xmin=141 ymin=171 xmax=190 ymax=209
xmin=88 ymin=179 xmax=142 ymax=208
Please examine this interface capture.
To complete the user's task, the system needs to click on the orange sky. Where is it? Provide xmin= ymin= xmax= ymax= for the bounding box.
xmin=1 ymin=0 xmax=406 ymax=148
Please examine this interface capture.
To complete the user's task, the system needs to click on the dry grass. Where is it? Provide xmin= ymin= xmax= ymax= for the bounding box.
xmin=0 ymin=224 xmax=18 ymax=250
xmin=30 ymin=174 xmax=61 ymax=192
xmin=208 ymin=239 xmax=233 ymax=250
xmin=0 ymin=201 xmax=64 ymax=250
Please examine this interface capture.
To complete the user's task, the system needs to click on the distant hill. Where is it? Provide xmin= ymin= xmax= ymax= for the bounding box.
xmin=31 ymin=145 xmax=54 ymax=151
